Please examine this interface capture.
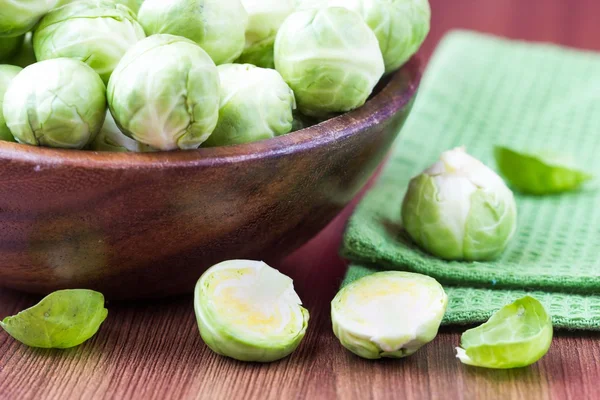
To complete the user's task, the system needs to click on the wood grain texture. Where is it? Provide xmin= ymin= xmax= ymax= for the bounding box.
xmin=2 ymin=0 xmax=600 ymax=399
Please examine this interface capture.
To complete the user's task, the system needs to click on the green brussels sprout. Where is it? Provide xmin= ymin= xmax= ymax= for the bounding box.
xmin=7 ymin=32 xmax=36 ymax=68
xmin=236 ymin=0 xmax=295 ymax=69
xmin=275 ymin=7 xmax=385 ymax=117
xmin=456 ymin=296 xmax=553 ymax=369
xmin=0 ymin=64 xmax=22 ymax=142
xmin=327 ymin=0 xmax=431 ymax=73
xmin=3 ymin=58 xmax=107 ymax=149
xmin=203 ymin=64 xmax=295 ymax=147
xmin=401 ymin=147 xmax=517 ymax=261
xmin=107 ymin=34 xmax=220 ymax=151
xmin=0 ymin=0 xmax=59 ymax=37
xmin=0 ymin=289 xmax=108 ymax=349
xmin=0 ymin=35 xmax=23 ymax=61
xmin=90 ymin=111 xmax=156 ymax=152
xmin=495 ymin=146 xmax=593 ymax=195
xmin=194 ymin=260 xmax=309 ymax=362
xmin=332 ymin=271 xmax=447 ymax=359
xmin=33 ymin=0 xmax=146 ymax=83
xmin=138 ymin=0 xmax=248 ymax=65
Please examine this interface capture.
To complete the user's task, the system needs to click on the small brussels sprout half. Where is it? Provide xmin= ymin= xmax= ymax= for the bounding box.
xmin=107 ymin=34 xmax=220 ymax=151
xmin=0 ymin=64 xmax=22 ymax=142
xmin=0 ymin=35 xmax=23 ymax=61
xmin=332 ymin=271 xmax=447 ymax=359
xmin=90 ymin=111 xmax=156 ymax=152
xmin=203 ymin=64 xmax=295 ymax=147
xmin=494 ymin=146 xmax=593 ymax=195
xmin=8 ymin=32 xmax=36 ymax=68
xmin=327 ymin=0 xmax=431 ymax=73
xmin=0 ymin=289 xmax=108 ymax=349
xmin=3 ymin=58 xmax=107 ymax=149
xmin=275 ymin=7 xmax=385 ymax=117
xmin=237 ymin=0 xmax=295 ymax=69
xmin=33 ymin=0 xmax=146 ymax=83
xmin=456 ymin=296 xmax=553 ymax=369
xmin=402 ymin=147 xmax=517 ymax=261
xmin=0 ymin=0 xmax=59 ymax=37
xmin=138 ymin=0 xmax=248 ymax=65
xmin=194 ymin=260 xmax=309 ymax=362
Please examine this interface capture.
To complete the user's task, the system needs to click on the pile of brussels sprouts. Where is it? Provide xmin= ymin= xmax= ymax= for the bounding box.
xmin=0 ymin=0 xmax=431 ymax=152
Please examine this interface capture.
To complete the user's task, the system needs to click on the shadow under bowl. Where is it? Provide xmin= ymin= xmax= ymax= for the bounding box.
xmin=0 ymin=58 xmax=422 ymax=299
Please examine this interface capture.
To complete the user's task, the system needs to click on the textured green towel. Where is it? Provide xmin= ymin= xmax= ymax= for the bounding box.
xmin=341 ymin=31 xmax=600 ymax=331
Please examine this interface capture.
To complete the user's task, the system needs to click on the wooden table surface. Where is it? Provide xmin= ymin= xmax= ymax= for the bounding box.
xmin=2 ymin=1 xmax=600 ymax=399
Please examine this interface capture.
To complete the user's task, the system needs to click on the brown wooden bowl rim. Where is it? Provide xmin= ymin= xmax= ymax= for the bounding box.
xmin=0 ymin=57 xmax=422 ymax=170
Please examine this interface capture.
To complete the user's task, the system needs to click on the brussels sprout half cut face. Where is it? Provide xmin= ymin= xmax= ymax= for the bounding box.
xmin=194 ymin=260 xmax=309 ymax=362
xmin=331 ymin=271 xmax=447 ymax=359
xmin=402 ymin=147 xmax=517 ymax=261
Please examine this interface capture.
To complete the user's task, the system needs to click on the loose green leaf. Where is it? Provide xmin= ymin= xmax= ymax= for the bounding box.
xmin=0 ymin=289 xmax=108 ymax=349
xmin=494 ymin=146 xmax=593 ymax=195
xmin=456 ymin=296 xmax=553 ymax=369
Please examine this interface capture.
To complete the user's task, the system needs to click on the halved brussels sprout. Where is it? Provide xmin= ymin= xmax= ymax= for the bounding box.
xmin=0 ymin=0 xmax=58 ymax=37
xmin=3 ymin=58 xmax=107 ymax=149
xmin=327 ymin=0 xmax=431 ymax=73
xmin=402 ymin=147 xmax=517 ymax=261
xmin=0 ymin=64 xmax=22 ymax=142
xmin=138 ymin=0 xmax=248 ymax=65
xmin=107 ymin=34 xmax=220 ymax=151
xmin=90 ymin=111 xmax=156 ymax=152
xmin=274 ymin=7 xmax=385 ymax=117
xmin=0 ymin=35 xmax=23 ymax=61
xmin=494 ymin=146 xmax=593 ymax=195
xmin=237 ymin=0 xmax=295 ymax=69
xmin=33 ymin=0 xmax=146 ymax=83
xmin=0 ymin=289 xmax=108 ymax=349
xmin=456 ymin=296 xmax=553 ymax=369
xmin=194 ymin=260 xmax=309 ymax=362
xmin=203 ymin=64 xmax=295 ymax=147
xmin=332 ymin=271 xmax=447 ymax=359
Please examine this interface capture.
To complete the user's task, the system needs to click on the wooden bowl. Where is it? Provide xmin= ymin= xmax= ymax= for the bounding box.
xmin=0 ymin=58 xmax=421 ymax=299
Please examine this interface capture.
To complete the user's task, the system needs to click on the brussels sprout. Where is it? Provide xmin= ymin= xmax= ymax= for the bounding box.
xmin=0 ymin=64 xmax=22 ymax=142
xmin=3 ymin=58 xmax=107 ymax=149
xmin=203 ymin=64 xmax=295 ymax=147
xmin=138 ymin=0 xmax=248 ymax=65
xmin=401 ymin=147 xmax=517 ymax=261
xmin=33 ymin=0 xmax=146 ymax=83
xmin=194 ymin=260 xmax=309 ymax=362
xmin=494 ymin=146 xmax=593 ymax=195
xmin=0 ymin=0 xmax=58 ymax=37
xmin=8 ymin=32 xmax=36 ymax=68
xmin=327 ymin=0 xmax=430 ymax=73
xmin=0 ymin=35 xmax=23 ymax=61
xmin=275 ymin=7 xmax=385 ymax=117
xmin=332 ymin=271 xmax=447 ymax=359
xmin=236 ymin=0 xmax=295 ymax=69
xmin=107 ymin=35 xmax=220 ymax=151
xmin=456 ymin=296 xmax=553 ymax=369
xmin=90 ymin=111 xmax=156 ymax=152
xmin=0 ymin=289 xmax=108 ymax=349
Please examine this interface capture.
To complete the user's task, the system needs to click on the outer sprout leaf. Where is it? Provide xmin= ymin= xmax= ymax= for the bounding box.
xmin=494 ymin=146 xmax=593 ymax=195
xmin=0 ymin=289 xmax=108 ymax=349
xmin=331 ymin=271 xmax=447 ymax=359
xmin=456 ymin=296 xmax=553 ymax=369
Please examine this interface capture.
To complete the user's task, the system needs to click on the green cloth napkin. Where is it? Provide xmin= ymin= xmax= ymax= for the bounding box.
xmin=341 ymin=31 xmax=600 ymax=331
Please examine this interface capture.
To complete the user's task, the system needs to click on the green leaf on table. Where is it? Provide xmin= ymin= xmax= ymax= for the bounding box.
xmin=494 ymin=146 xmax=593 ymax=195
xmin=456 ymin=296 xmax=553 ymax=369
xmin=0 ymin=289 xmax=108 ymax=349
